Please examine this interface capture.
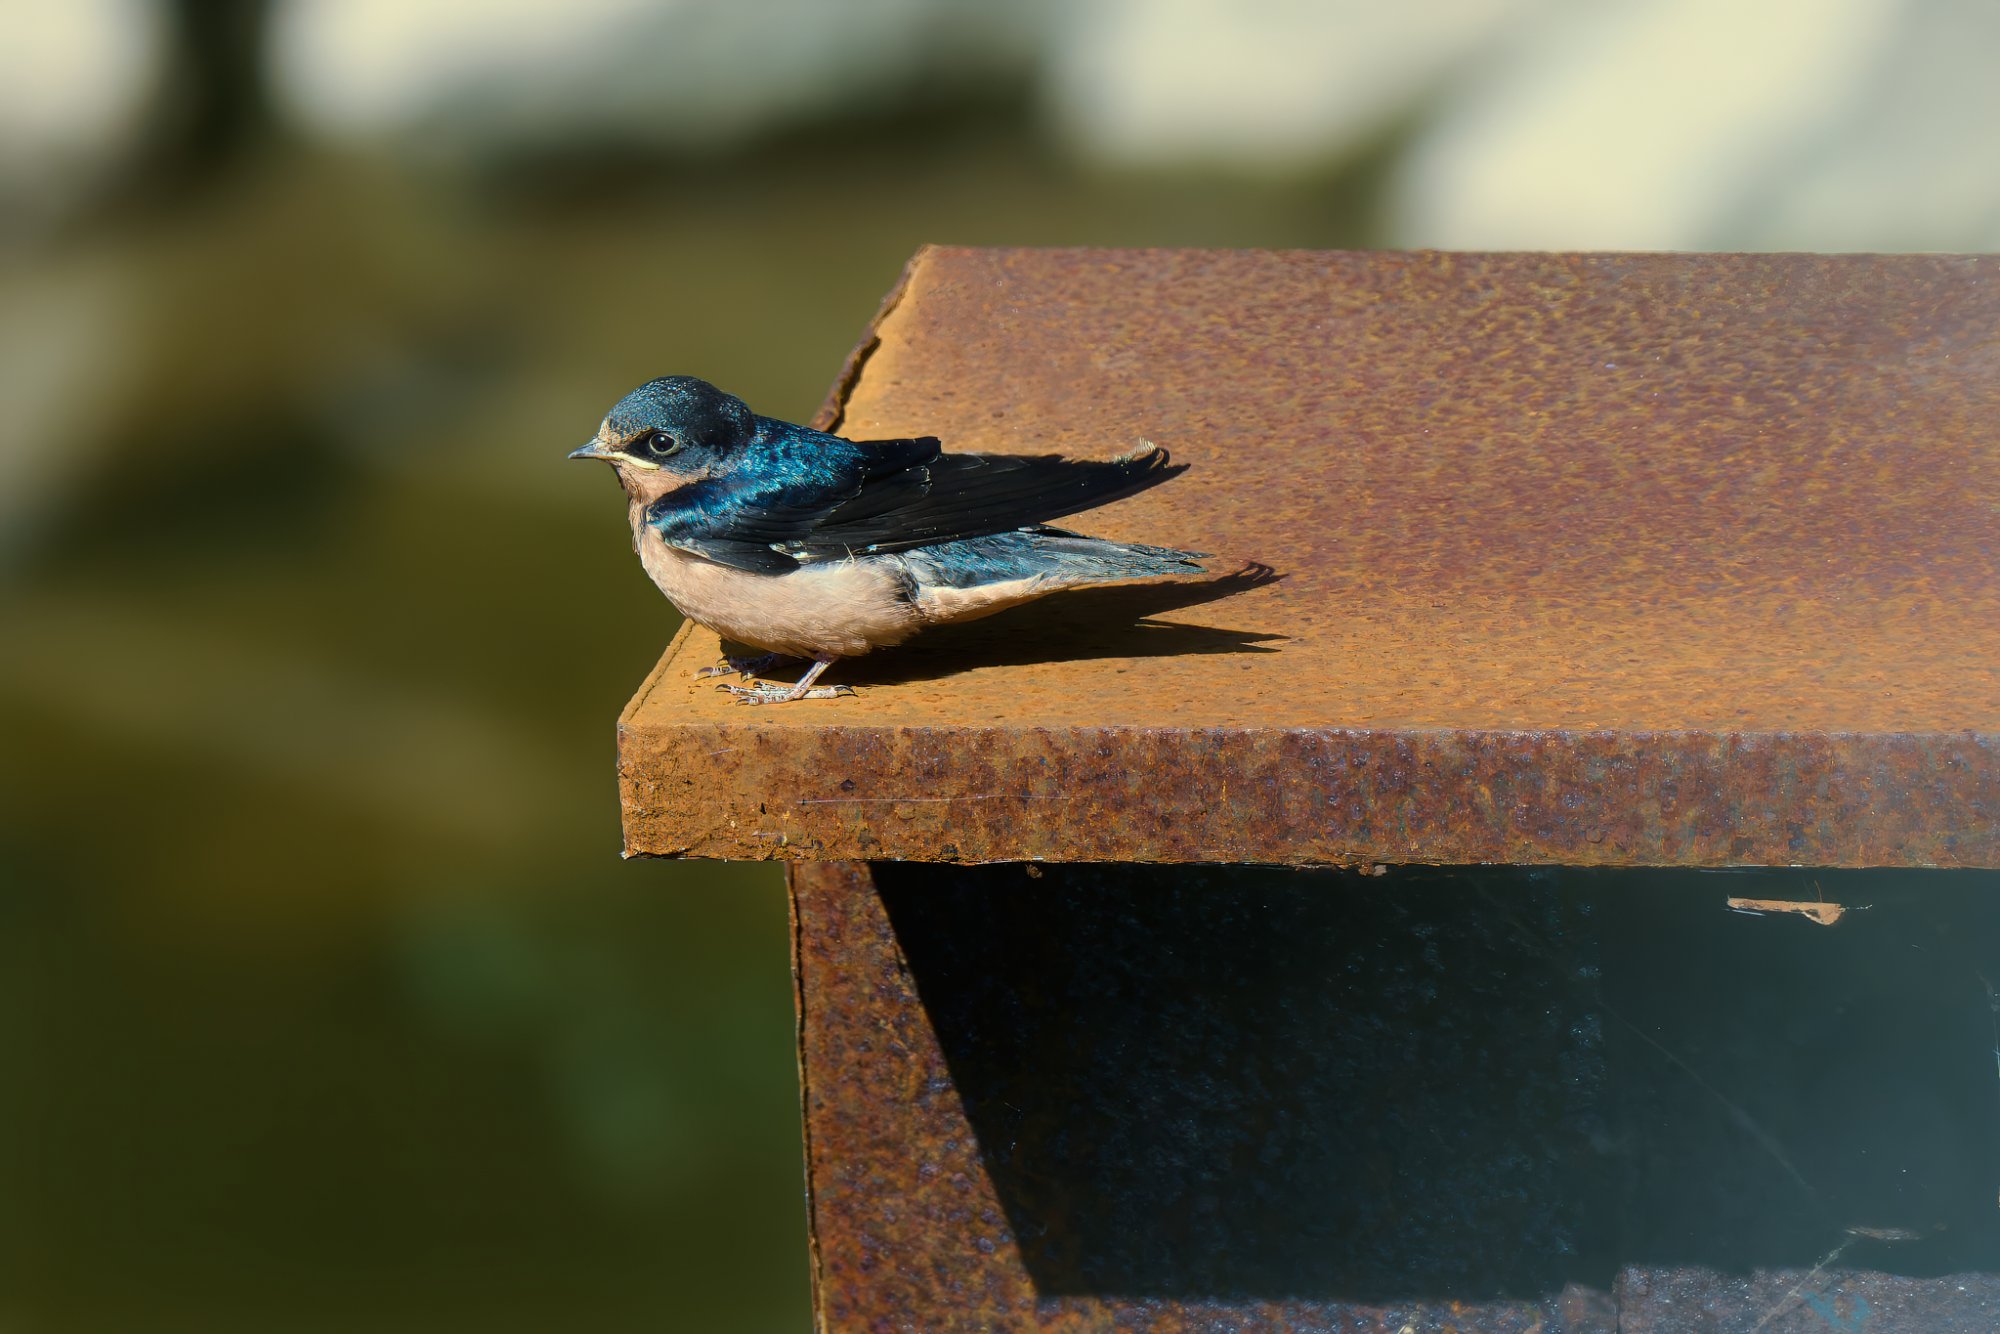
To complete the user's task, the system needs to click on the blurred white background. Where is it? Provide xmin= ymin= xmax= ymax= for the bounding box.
xmin=7 ymin=0 xmax=1996 ymax=251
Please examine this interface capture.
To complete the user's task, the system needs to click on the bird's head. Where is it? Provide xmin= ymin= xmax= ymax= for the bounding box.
xmin=569 ymin=376 xmax=756 ymax=494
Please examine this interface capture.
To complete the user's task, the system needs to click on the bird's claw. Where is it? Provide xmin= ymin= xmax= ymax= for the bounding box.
xmin=713 ymin=681 xmax=856 ymax=706
xmin=695 ymin=653 xmax=785 ymax=680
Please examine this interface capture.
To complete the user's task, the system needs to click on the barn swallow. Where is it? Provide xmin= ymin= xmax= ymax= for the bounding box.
xmin=569 ymin=376 xmax=1204 ymax=703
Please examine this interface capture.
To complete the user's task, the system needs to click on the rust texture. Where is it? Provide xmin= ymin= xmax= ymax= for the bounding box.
xmin=620 ymin=248 xmax=2000 ymax=868
xmin=794 ymin=860 xmax=2000 ymax=1332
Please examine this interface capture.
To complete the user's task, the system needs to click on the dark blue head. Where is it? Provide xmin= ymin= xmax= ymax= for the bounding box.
xmin=569 ymin=376 xmax=756 ymax=484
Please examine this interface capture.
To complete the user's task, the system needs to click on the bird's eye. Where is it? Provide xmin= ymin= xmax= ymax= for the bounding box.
xmin=644 ymin=431 xmax=680 ymax=457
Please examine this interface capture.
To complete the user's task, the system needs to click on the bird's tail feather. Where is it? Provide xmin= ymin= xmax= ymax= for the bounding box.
xmin=901 ymin=529 xmax=1206 ymax=591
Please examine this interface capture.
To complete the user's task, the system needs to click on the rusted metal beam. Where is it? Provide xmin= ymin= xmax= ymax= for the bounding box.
xmin=619 ymin=248 xmax=2000 ymax=866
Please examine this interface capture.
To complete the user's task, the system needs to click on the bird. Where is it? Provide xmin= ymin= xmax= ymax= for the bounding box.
xmin=569 ymin=376 xmax=1206 ymax=703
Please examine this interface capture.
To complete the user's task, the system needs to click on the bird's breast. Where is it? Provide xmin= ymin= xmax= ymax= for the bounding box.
xmin=634 ymin=529 xmax=921 ymax=658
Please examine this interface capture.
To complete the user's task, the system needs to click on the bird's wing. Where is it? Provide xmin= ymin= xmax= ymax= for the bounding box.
xmin=791 ymin=445 xmax=1185 ymax=560
xmin=647 ymin=431 xmax=1184 ymax=573
xmin=644 ymin=435 xmax=940 ymax=573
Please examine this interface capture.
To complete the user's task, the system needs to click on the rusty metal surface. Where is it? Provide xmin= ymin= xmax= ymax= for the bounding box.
xmin=795 ymin=860 xmax=2000 ymax=1332
xmin=622 ymin=249 xmax=2000 ymax=867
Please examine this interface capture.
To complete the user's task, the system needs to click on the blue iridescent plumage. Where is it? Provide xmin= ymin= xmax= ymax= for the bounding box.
xmin=570 ymin=376 xmax=1205 ymax=703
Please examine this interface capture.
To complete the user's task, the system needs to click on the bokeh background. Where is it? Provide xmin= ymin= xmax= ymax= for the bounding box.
xmin=2 ymin=1 xmax=1995 ymax=1329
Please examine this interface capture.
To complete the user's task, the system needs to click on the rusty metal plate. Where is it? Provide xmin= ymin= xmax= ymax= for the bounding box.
xmin=621 ymin=249 xmax=2000 ymax=866
xmin=793 ymin=860 xmax=2000 ymax=1332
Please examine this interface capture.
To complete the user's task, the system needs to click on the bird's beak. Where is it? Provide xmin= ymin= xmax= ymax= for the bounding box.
xmin=568 ymin=440 xmax=613 ymax=461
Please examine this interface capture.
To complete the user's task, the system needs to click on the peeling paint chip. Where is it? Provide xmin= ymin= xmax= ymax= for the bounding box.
xmin=1726 ymin=896 xmax=1856 ymax=926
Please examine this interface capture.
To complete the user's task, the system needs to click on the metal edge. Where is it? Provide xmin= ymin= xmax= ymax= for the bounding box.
xmin=787 ymin=865 xmax=828 ymax=1334
xmin=615 ymin=617 xmax=701 ymax=858
xmin=617 ymin=722 xmax=2000 ymax=869
xmin=810 ymin=243 xmax=931 ymax=434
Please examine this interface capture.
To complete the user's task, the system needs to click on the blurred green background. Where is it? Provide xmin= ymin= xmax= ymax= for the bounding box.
xmin=1 ymin=1 xmax=1994 ymax=1329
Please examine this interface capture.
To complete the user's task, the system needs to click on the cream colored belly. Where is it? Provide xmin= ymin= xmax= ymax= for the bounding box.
xmin=638 ymin=533 xmax=922 ymax=658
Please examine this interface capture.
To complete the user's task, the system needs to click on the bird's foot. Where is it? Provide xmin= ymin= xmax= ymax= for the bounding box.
xmin=712 ymin=653 xmax=848 ymax=704
xmin=714 ymin=681 xmax=855 ymax=706
xmin=695 ymin=653 xmax=788 ymax=680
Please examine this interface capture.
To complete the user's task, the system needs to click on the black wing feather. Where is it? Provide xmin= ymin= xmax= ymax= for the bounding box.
xmin=786 ymin=445 xmax=1184 ymax=559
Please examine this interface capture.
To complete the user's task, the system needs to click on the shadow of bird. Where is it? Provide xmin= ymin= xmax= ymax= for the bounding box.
xmin=786 ymin=562 xmax=1288 ymax=687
